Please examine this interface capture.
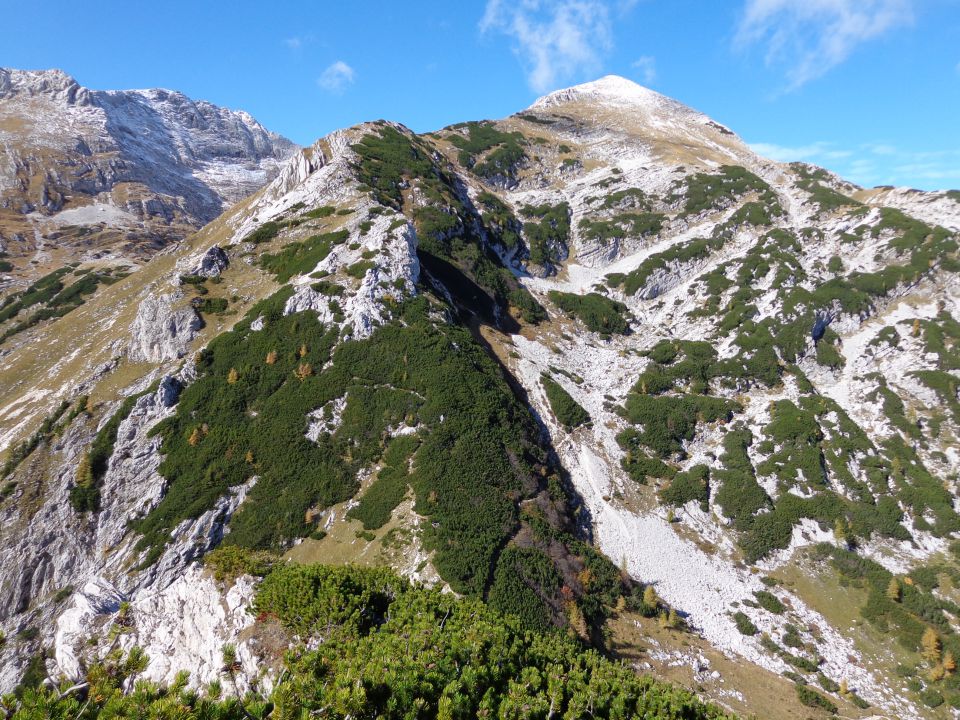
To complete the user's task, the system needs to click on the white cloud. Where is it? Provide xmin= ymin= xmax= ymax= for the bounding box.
xmin=632 ymin=55 xmax=656 ymax=85
xmin=736 ymin=0 xmax=914 ymax=89
xmin=748 ymin=141 xmax=850 ymax=162
xmin=480 ymin=0 xmax=615 ymax=93
xmin=284 ymin=34 xmax=315 ymax=51
xmin=317 ymin=61 xmax=355 ymax=93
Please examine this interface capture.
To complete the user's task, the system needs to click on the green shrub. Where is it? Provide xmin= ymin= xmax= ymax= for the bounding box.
xmin=578 ymin=212 xmax=663 ymax=243
xmin=195 ymin=297 xmax=229 ymax=315
xmin=521 ymin=203 xmax=570 ymax=267
xmin=487 ymin=546 xmax=565 ymax=632
xmin=259 ymin=230 xmax=349 ymax=282
xmin=921 ymin=688 xmax=945 ymax=708
xmin=733 ymin=611 xmax=758 ymax=635
xmin=447 ymin=121 xmax=527 ymax=181
xmin=244 ymin=220 xmax=282 ymax=244
xmin=204 ymin=546 xmax=275 ymax=583
xmin=345 ymin=259 xmax=376 ymax=279
xmin=346 ymin=435 xmax=418 ymax=529
xmin=548 ymin=290 xmax=630 ymax=335
xmin=303 ymin=205 xmax=336 ymax=219
xmin=541 ymin=374 xmax=591 ymax=429
xmin=659 ymin=465 xmax=710 ymax=510
xmin=676 ymin=166 xmax=774 ymax=215
xmin=795 ymin=684 xmax=837 ymax=713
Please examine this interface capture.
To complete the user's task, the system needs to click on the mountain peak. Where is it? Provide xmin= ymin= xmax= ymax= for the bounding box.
xmin=0 ymin=67 xmax=86 ymax=103
xmin=531 ymin=74 xmax=674 ymax=112
xmin=526 ymin=75 xmax=740 ymax=161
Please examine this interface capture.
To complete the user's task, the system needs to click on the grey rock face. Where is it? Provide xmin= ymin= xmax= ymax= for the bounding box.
xmin=127 ymin=293 xmax=202 ymax=363
xmin=190 ymin=246 xmax=229 ymax=277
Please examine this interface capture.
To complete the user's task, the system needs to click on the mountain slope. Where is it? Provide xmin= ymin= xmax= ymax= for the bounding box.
xmin=2 ymin=75 xmax=959 ymax=718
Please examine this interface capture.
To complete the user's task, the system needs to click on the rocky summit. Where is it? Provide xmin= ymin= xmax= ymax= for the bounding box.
xmin=2 ymin=73 xmax=960 ymax=719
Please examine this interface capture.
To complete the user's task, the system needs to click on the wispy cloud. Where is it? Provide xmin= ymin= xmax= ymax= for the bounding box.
xmin=479 ymin=0 xmax=616 ymax=93
xmin=632 ymin=55 xmax=656 ymax=85
xmin=749 ymin=139 xmax=960 ymax=189
xmin=749 ymin=141 xmax=852 ymax=162
xmin=736 ymin=0 xmax=914 ymax=89
xmin=317 ymin=61 xmax=355 ymax=93
xmin=284 ymin=34 xmax=315 ymax=51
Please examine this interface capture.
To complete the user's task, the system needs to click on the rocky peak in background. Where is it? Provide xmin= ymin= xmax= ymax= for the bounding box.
xmin=0 ymin=68 xmax=296 ymax=282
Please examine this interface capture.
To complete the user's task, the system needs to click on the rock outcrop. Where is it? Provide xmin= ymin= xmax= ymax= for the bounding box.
xmin=127 ymin=293 xmax=202 ymax=363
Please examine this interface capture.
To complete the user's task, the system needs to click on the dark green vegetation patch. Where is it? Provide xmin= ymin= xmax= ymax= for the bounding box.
xmin=259 ymin=230 xmax=349 ymax=282
xmin=673 ymin=165 xmax=779 ymax=216
xmin=547 ymin=290 xmax=630 ymax=336
xmin=541 ymin=373 xmax=591 ymax=429
xmin=134 ymin=289 xmax=619 ymax=634
xmin=521 ymin=202 xmax=570 ymax=268
xmin=446 ymin=121 xmax=528 ymax=184
xmin=352 ymin=126 xmax=545 ymax=324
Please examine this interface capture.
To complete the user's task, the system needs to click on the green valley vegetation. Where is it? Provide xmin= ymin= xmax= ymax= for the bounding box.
xmin=10 ymin=564 xmax=735 ymax=720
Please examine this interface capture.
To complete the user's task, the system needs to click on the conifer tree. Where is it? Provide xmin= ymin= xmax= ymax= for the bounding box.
xmin=295 ymin=362 xmax=313 ymax=380
xmin=643 ymin=585 xmax=659 ymax=614
xmin=667 ymin=607 xmax=680 ymax=629
xmin=944 ymin=651 xmax=956 ymax=674
xmin=886 ymin=577 xmax=901 ymax=602
xmin=227 ymin=367 xmax=239 ymax=384
xmin=75 ymin=450 xmax=93 ymax=488
xmin=922 ymin=627 xmax=942 ymax=665
xmin=567 ymin=602 xmax=588 ymax=639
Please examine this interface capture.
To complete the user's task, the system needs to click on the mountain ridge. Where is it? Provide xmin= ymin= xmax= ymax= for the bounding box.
xmin=1 ymin=73 xmax=959 ymax=718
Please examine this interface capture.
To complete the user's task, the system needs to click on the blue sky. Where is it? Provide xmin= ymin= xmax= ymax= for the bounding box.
xmin=4 ymin=0 xmax=959 ymax=190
